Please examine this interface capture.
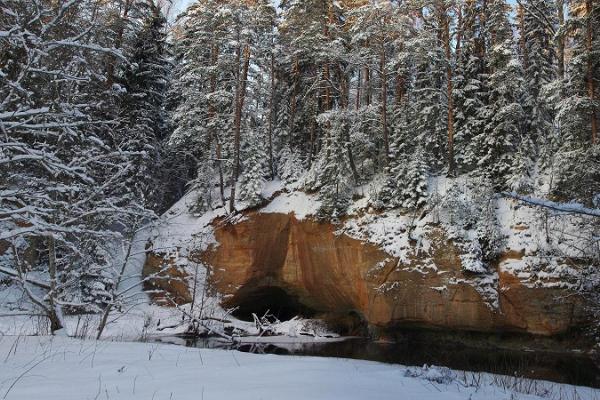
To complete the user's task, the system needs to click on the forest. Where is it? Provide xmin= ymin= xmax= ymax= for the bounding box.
xmin=1 ymin=0 xmax=600 ymax=399
xmin=1 ymin=0 xmax=600 ymax=363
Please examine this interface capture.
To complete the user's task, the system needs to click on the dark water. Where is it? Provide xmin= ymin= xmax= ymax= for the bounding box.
xmin=152 ymin=335 xmax=600 ymax=389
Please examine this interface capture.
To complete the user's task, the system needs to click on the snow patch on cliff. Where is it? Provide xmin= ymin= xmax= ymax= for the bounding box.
xmin=260 ymin=191 xmax=321 ymax=220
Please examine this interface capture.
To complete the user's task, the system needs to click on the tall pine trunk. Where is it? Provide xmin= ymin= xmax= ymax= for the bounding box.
xmin=356 ymin=69 xmax=361 ymax=109
xmin=518 ymin=4 xmax=529 ymax=70
xmin=340 ymin=66 xmax=359 ymax=183
xmin=107 ymin=0 xmax=132 ymax=87
xmin=229 ymin=44 xmax=251 ymax=213
xmin=268 ymin=51 xmax=275 ymax=179
xmin=442 ymin=7 xmax=456 ymax=176
xmin=557 ymin=0 xmax=565 ymax=80
xmin=585 ymin=0 xmax=597 ymax=144
xmin=380 ymin=44 xmax=389 ymax=164
xmin=209 ymin=44 xmax=225 ymax=206
xmin=364 ymin=66 xmax=371 ymax=106
xmin=288 ymin=58 xmax=299 ymax=146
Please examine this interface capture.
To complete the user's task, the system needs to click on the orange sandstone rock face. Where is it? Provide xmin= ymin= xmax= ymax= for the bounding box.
xmin=146 ymin=212 xmax=588 ymax=336
xmin=207 ymin=212 xmax=588 ymax=336
xmin=143 ymin=251 xmax=192 ymax=306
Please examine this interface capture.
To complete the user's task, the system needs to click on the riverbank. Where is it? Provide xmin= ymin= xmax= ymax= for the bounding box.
xmin=1 ymin=335 xmax=598 ymax=400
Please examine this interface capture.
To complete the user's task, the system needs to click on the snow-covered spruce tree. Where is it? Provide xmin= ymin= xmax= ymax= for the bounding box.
xmin=191 ymin=162 xmax=216 ymax=212
xmin=379 ymin=128 xmax=429 ymax=210
xmin=520 ymin=0 xmax=558 ymax=163
xmin=401 ymin=147 xmax=429 ymax=209
xmin=470 ymin=179 xmax=505 ymax=265
xmin=453 ymin=0 xmax=488 ymax=174
xmin=119 ymin=0 xmax=172 ymax=211
xmin=467 ymin=0 xmax=526 ymax=190
xmin=278 ymin=145 xmax=304 ymax=185
xmin=407 ymin=5 xmax=448 ymax=174
xmin=239 ymin=131 xmax=268 ymax=207
xmin=0 ymin=0 xmax=155 ymax=331
xmin=237 ymin=1 xmax=276 ymax=206
xmin=553 ymin=0 xmax=600 ymax=203
xmin=312 ymin=111 xmax=353 ymax=219
xmin=279 ymin=0 xmax=339 ymax=159
xmin=229 ymin=0 xmax=276 ymax=212
xmin=168 ymin=0 xmax=238 ymax=208
xmin=377 ymin=102 xmax=411 ymax=209
xmin=347 ymin=1 xmax=407 ymax=170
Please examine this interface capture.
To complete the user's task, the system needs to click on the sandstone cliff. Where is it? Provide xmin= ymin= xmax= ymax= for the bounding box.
xmin=143 ymin=193 xmax=590 ymax=337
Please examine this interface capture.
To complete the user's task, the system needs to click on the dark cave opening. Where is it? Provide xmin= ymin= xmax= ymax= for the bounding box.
xmin=230 ymin=286 xmax=316 ymax=322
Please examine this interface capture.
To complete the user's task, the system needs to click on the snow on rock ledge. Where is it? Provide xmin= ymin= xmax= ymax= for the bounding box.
xmin=142 ymin=184 xmax=593 ymax=339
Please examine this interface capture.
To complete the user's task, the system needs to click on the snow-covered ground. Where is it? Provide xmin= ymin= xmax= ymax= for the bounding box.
xmin=1 ymin=175 xmax=598 ymax=399
xmin=0 ymin=335 xmax=597 ymax=400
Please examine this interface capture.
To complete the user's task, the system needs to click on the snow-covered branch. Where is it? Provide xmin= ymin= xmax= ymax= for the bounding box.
xmin=501 ymin=192 xmax=600 ymax=218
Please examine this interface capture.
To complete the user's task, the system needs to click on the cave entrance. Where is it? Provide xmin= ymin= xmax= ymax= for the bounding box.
xmin=230 ymin=286 xmax=316 ymax=322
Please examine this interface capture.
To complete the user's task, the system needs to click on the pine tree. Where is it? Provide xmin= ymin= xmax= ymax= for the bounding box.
xmin=347 ymin=1 xmax=406 ymax=168
xmin=453 ymin=0 xmax=488 ymax=173
xmin=408 ymin=7 xmax=448 ymax=173
xmin=521 ymin=0 xmax=558 ymax=159
xmin=239 ymin=131 xmax=268 ymax=207
xmin=402 ymin=147 xmax=429 ymax=209
xmin=467 ymin=0 xmax=526 ymax=190
xmin=379 ymin=100 xmax=414 ymax=209
xmin=278 ymin=145 xmax=304 ymax=184
xmin=279 ymin=0 xmax=332 ymax=162
xmin=554 ymin=0 xmax=600 ymax=202
xmin=314 ymin=112 xmax=353 ymax=218
xmin=169 ymin=1 xmax=237 ymax=208
xmin=120 ymin=1 xmax=172 ymax=210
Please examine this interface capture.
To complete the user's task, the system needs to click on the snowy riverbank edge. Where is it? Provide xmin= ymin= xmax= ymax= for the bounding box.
xmin=0 ymin=335 xmax=598 ymax=400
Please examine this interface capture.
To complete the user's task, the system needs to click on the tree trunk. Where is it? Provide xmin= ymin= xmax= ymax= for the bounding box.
xmin=323 ymin=2 xmax=334 ymax=112
xmin=557 ymin=0 xmax=565 ymax=80
xmin=309 ymin=113 xmax=316 ymax=165
xmin=268 ymin=51 xmax=275 ymax=179
xmin=456 ymin=5 xmax=463 ymax=60
xmin=288 ymin=58 xmax=299 ymax=146
xmin=229 ymin=44 xmax=251 ymax=213
xmin=356 ymin=69 xmax=361 ymax=110
xmin=518 ymin=4 xmax=529 ymax=70
xmin=585 ymin=0 xmax=597 ymax=144
xmin=208 ymin=44 xmax=225 ymax=206
xmin=364 ymin=66 xmax=371 ymax=106
xmin=96 ymin=228 xmax=137 ymax=339
xmin=324 ymin=63 xmax=331 ymax=111
xmin=442 ymin=7 xmax=456 ymax=176
xmin=395 ymin=43 xmax=405 ymax=106
xmin=380 ymin=45 xmax=389 ymax=164
xmin=340 ymin=66 xmax=360 ymax=184
xmin=47 ymin=236 xmax=63 ymax=333
xmin=107 ymin=0 xmax=132 ymax=87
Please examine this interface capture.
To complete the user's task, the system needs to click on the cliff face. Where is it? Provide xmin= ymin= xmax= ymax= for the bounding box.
xmin=194 ymin=212 xmax=587 ymax=336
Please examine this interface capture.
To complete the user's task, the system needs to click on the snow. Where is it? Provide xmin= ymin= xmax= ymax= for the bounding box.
xmin=260 ymin=191 xmax=321 ymax=220
xmin=1 ymin=336 xmax=597 ymax=400
xmin=261 ymin=178 xmax=284 ymax=199
xmin=2 ymin=175 xmax=596 ymax=398
xmin=151 ymin=190 xmax=224 ymax=255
